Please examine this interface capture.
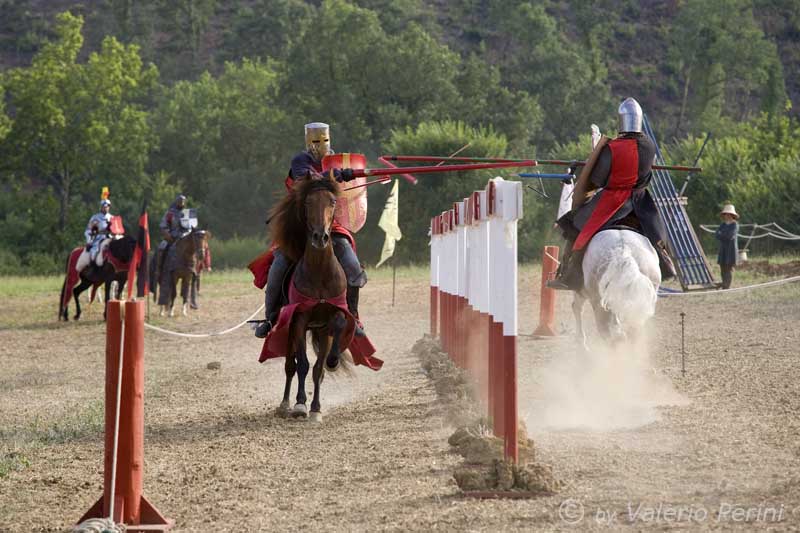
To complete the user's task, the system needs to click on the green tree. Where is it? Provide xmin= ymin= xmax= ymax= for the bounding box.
xmin=0 ymin=87 xmax=12 ymax=142
xmin=152 ymin=58 xmax=293 ymax=237
xmin=283 ymin=1 xmax=459 ymax=153
xmin=219 ymin=0 xmax=314 ymax=63
xmin=483 ymin=1 xmax=615 ymax=147
xmin=669 ymin=0 xmax=781 ymax=137
xmin=1 ymin=12 xmax=158 ymax=232
xmin=455 ymin=52 xmax=543 ymax=154
xmin=155 ymin=0 xmax=217 ymax=78
xmin=374 ymin=120 xmax=509 ymax=262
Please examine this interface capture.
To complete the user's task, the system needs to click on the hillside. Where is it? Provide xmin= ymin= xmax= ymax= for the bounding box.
xmin=1 ymin=0 xmax=797 ymax=129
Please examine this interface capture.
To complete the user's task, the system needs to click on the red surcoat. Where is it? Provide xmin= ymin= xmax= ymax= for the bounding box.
xmin=573 ymin=138 xmax=639 ymax=251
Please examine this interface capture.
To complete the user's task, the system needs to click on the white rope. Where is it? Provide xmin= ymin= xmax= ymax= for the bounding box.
xmin=142 ymin=304 xmax=265 ymax=338
xmin=699 ymin=223 xmax=800 ymax=241
xmin=659 ymin=275 xmax=800 ymax=297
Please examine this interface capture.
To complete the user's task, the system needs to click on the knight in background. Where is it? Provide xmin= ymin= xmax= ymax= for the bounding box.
xmin=156 ymin=193 xmax=187 ymax=279
xmin=254 ymin=122 xmax=364 ymax=338
xmin=81 ymin=198 xmax=113 ymax=269
xmin=548 ymin=97 xmax=676 ymax=291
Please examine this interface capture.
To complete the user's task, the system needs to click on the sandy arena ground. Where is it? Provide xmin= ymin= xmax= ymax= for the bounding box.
xmin=1 ymin=265 xmax=799 ymax=531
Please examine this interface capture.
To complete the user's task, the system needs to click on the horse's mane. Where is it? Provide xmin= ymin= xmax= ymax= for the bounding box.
xmin=270 ymin=174 xmax=340 ymax=263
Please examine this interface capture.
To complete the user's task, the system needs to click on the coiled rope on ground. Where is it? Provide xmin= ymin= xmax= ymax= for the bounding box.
xmin=72 ymin=518 xmax=125 ymax=532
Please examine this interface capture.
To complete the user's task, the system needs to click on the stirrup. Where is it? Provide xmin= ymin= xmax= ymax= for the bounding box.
xmin=545 ymin=278 xmax=573 ymax=291
xmin=354 ymin=319 xmax=366 ymax=338
xmin=254 ymin=320 xmax=272 ymax=339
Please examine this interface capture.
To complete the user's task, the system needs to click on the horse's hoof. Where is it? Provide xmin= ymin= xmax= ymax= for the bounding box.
xmin=310 ymin=411 xmax=323 ymax=423
xmin=291 ymin=403 xmax=308 ymax=418
xmin=325 ymin=357 xmax=340 ymax=372
xmin=274 ymin=401 xmax=291 ymax=418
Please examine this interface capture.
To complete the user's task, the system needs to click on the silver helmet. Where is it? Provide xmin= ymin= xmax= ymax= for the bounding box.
xmin=100 ymin=199 xmax=111 ymax=209
xmin=618 ymin=97 xmax=643 ymax=133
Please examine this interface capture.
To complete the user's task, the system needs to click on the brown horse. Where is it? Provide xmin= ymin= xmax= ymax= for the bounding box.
xmin=268 ymin=173 xmax=352 ymax=422
xmin=156 ymin=230 xmax=210 ymax=317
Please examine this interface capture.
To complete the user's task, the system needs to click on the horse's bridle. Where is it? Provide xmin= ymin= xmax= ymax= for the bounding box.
xmin=304 ymin=185 xmax=337 ymax=235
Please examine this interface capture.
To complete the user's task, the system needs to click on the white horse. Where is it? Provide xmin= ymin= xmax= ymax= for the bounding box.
xmin=573 ymin=229 xmax=661 ymax=346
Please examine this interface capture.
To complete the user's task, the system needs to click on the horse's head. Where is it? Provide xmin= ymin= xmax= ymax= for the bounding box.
xmin=193 ymin=230 xmax=211 ymax=262
xmin=269 ymin=171 xmax=340 ymax=262
xmin=304 ymin=174 xmax=339 ymax=250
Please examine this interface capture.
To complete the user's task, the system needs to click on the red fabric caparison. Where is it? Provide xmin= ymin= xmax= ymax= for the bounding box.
xmin=259 ymin=275 xmax=382 ymax=371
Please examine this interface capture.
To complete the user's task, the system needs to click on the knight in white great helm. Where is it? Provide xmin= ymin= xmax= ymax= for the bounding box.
xmin=548 ymin=97 xmax=675 ymax=290
xmin=84 ymin=199 xmax=113 ymax=264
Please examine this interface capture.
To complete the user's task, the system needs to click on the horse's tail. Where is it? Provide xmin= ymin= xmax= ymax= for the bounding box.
xmin=311 ymin=329 xmax=354 ymax=377
xmin=597 ymin=245 xmax=657 ymax=326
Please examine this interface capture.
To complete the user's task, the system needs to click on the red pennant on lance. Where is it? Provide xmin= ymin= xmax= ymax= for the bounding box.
xmin=128 ymin=204 xmax=150 ymax=299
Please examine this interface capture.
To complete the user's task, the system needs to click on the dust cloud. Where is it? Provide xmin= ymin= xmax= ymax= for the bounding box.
xmin=523 ymin=334 xmax=688 ymax=432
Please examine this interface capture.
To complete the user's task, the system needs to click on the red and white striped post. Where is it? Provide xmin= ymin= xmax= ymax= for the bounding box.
xmin=429 ymin=216 xmax=440 ymax=337
xmin=430 ymin=177 xmax=522 ymax=462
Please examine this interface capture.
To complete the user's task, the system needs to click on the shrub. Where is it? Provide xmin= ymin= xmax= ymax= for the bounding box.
xmin=210 ymin=236 xmax=266 ymax=270
xmin=24 ymin=252 xmax=60 ymax=275
xmin=0 ymin=248 xmax=22 ymax=275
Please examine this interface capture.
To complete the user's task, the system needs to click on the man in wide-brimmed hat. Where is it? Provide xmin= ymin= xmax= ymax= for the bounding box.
xmin=716 ymin=203 xmax=739 ymax=289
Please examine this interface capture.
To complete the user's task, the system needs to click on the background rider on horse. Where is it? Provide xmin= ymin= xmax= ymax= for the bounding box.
xmin=156 ymin=193 xmax=188 ymax=281
xmin=85 ymin=198 xmax=112 ymax=263
xmin=254 ymin=122 xmax=363 ymax=338
xmin=548 ymin=97 xmax=676 ymax=291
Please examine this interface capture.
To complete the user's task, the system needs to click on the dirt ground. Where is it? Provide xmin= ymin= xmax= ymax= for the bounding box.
xmin=1 ymin=264 xmax=799 ymax=532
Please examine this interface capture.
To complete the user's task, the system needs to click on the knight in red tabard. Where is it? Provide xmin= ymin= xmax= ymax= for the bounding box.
xmin=548 ymin=98 xmax=676 ymax=291
xmin=253 ymin=122 xmax=364 ymax=338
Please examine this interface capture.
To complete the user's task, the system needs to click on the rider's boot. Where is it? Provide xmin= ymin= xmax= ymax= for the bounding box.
xmin=655 ymin=240 xmax=677 ymax=281
xmin=255 ymin=252 xmax=289 ymax=339
xmin=254 ymin=291 xmax=276 ymax=339
xmin=346 ymin=285 xmax=366 ymax=337
xmin=546 ymin=247 xmax=585 ymax=291
xmin=546 ymin=241 xmax=576 ymax=291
